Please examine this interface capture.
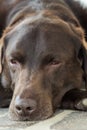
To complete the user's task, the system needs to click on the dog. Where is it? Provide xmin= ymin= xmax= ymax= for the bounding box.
xmin=0 ymin=0 xmax=87 ymax=121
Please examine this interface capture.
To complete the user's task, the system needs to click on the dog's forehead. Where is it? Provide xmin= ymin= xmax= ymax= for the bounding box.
xmin=6 ymin=19 xmax=75 ymax=59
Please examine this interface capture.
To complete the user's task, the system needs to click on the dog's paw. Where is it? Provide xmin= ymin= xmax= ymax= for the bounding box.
xmin=75 ymin=98 xmax=87 ymax=111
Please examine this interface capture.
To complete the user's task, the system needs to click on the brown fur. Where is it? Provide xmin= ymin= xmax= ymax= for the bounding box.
xmin=0 ymin=0 xmax=87 ymax=121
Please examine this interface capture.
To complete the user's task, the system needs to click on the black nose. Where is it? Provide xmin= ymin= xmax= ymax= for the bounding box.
xmin=15 ymin=96 xmax=37 ymax=115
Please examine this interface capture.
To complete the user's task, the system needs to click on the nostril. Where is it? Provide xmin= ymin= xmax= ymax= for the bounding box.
xmin=15 ymin=105 xmax=23 ymax=115
xmin=27 ymin=106 xmax=33 ymax=111
xmin=15 ymin=96 xmax=37 ymax=115
xmin=16 ymin=106 xmax=21 ymax=111
xmin=26 ymin=106 xmax=35 ymax=113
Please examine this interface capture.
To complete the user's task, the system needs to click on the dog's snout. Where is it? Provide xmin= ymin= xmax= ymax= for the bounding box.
xmin=15 ymin=96 xmax=37 ymax=115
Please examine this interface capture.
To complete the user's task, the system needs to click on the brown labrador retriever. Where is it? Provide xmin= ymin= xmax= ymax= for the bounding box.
xmin=0 ymin=0 xmax=87 ymax=121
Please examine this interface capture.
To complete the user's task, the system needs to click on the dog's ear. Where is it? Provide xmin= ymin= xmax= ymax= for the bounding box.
xmin=78 ymin=44 xmax=87 ymax=89
xmin=74 ymin=26 xmax=87 ymax=89
xmin=0 ymin=37 xmax=4 ymax=73
xmin=76 ymin=28 xmax=87 ymax=89
xmin=0 ymin=27 xmax=13 ymax=73
xmin=69 ymin=19 xmax=87 ymax=49
xmin=71 ymin=22 xmax=87 ymax=89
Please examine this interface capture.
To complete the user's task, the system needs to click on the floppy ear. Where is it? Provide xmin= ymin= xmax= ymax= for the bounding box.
xmin=0 ymin=37 xmax=4 ymax=73
xmin=78 ymin=44 xmax=87 ymax=89
xmin=76 ymin=27 xmax=87 ymax=89
xmin=0 ymin=26 xmax=13 ymax=74
xmin=70 ymin=23 xmax=87 ymax=89
xmin=69 ymin=19 xmax=87 ymax=88
xmin=69 ymin=18 xmax=87 ymax=48
xmin=0 ymin=37 xmax=12 ymax=107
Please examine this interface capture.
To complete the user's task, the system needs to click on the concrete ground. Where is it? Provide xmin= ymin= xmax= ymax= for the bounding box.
xmin=0 ymin=108 xmax=87 ymax=130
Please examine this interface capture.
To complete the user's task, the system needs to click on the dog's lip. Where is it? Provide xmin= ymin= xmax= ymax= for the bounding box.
xmin=9 ymin=110 xmax=53 ymax=121
xmin=9 ymin=102 xmax=53 ymax=121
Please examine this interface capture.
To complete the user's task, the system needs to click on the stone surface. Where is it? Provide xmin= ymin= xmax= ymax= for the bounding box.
xmin=0 ymin=108 xmax=87 ymax=130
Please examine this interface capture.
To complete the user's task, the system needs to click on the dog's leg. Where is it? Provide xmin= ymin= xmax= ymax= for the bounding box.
xmin=61 ymin=89 xmax=87 ymax=111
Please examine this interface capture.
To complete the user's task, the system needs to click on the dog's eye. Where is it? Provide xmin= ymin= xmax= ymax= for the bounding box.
xmin=42 ymin=55 xmax=62 ymax=67
xmin=10 ymin=59 xmax=18 ymax=65
xmin=49 ymin=60 xmax=61 ymax=66
xmin=9 ymin=59 xmax=19 ymax=69
xmin=8 ymin=58 xmax=21 ymax=73
xmin=48 ymin=60 xmax=62 ymax=69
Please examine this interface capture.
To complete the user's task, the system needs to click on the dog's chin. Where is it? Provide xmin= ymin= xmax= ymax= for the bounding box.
xmin=8 ymin=113 xmax=53 ymax=121
xmin=8 ymin=106 xmax=53 ymax=121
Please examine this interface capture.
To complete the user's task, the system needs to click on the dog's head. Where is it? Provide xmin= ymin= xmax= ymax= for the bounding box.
xmin=0 ymin=12 xmax=87 ymax=121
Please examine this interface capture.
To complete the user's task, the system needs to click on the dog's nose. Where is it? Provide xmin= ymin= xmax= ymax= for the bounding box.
xmin=15 ymin=96 xmax=37 ymax=115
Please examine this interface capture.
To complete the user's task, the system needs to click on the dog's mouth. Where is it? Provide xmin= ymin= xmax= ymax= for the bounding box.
xmin=9 ymin=103 xmax=53 ymax=121
xmin=8 ymin=93 xmax=53 ymax=121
